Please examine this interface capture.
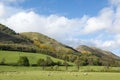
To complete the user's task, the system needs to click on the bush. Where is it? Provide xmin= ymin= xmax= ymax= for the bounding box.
xmin=17 ymin=56 xmax=30 ymax=66
xmin=37 ymin=58 xmax=46 ymax=70
xmin=0 ymin=58 xmax=6 ymax=65
xmin=45 ymin=56 xmax=54 ymax=66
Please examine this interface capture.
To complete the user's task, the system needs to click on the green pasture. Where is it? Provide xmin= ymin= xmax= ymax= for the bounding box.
xmin=0 ymin=70 xmax=120 ymax=80
xmin=0 ymin=50 xmax=73 ymax=65
xmin=0 ymin=50 xmax=120 ymax=80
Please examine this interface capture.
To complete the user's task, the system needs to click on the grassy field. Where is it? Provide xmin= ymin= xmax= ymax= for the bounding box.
xmin=0 ymin=50 xmax=73 ymax=65
xmin=0 ymin=69 xmax=120 ymax=80
xmin=0 ymin=66 xmax=120 ymax=80
xmin=0 ymin=51 xmax=120 ymax=80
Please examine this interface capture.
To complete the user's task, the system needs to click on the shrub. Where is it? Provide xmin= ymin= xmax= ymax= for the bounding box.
xmin=45 ymin=56 xmax=54 ymax=66
xmin=37 ymin=58 xmax=46 ymax=70
xmin=17 ymin=56 xmax=30 ymax=66
xmin=0 ymin=58 xmax=6 ymax=65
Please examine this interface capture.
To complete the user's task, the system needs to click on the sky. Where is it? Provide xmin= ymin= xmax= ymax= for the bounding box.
xmin=0 ymin=0 xmax=120 ymax=56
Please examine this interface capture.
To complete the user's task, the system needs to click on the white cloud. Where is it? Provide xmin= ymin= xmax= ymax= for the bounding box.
xmin=1 ymin=11 xmax=86 ymax=42
xmin=83 ymin=7 xmax=113 ymax=34
xmin=0 ymin=3 xmax=5 ymax=17
xmin=110 ymin=0 xmax=120 ymax=6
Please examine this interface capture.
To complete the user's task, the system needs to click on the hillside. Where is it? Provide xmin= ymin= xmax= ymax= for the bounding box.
xmin=0 ymin=23 xmax=120 ymax=66
xmin=0 ymin=51 xmax=73 ymax=66
xmin=20 ymin=32 xmax=78 ymax=54
xmin=0 ymin=23 xmax=79 ymax=63
xmin=76 ymin=45 xmax=120 ymax=66
xmin=0 ymin=24 xmax=40 ymax=53
xmin=0 ymin=24 xmax=31 ymax=44
xmin=76 ymin=45 xmax=120 ymax=60
xmin=20 ymin=32 xmax=80 ymax=62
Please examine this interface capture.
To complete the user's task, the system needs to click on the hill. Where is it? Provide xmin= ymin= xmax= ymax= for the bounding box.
xmin=0 ymin=23 xmax=79 ymax=63
xmin=76 ymin=45 xmax=120 ymax=60
xmin=0 ymin=24 xmax=38 ymax=52
xmin=0 ymin=24 xmax=31 ymax=44
xmin=76 ymin=45 xmax=120 ymax=66
xmin=20 ymin=32 xmax=78 ymax=54
xmin=0 ymin=23 xmax=120 ymax=66
xmin=20 ymin=32 xmax=80 ymax=61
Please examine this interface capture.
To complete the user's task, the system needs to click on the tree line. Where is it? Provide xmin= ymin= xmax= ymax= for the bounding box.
xmin=0 ymin=44 xmax=120 ymax=67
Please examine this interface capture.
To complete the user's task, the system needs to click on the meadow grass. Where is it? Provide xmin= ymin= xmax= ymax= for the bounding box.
xmin=0 ymin=51 xmax=120 ymax=80
xmin=0 ymin=70 xmax=120 ymax=80
xmin=0 ymin=50 xmax=73 ymax=65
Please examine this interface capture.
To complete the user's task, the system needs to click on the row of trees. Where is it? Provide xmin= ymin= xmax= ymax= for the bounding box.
xmin=0 ymin=43 xmax=119 ymax=67
xmin=0 ymin=56 xmax=69 ymax=70
xmin=1 ymin=55 xmax=120 ymax=71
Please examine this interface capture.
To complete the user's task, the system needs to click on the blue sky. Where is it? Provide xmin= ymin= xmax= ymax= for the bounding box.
xmin=0 ymin=0 xmax=120 ymax=56
xmin=15 ymin=0 xmax=108 ymax=18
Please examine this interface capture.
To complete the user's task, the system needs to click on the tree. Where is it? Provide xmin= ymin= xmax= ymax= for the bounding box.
xmin=63 ymin=61 xmax=68 ymax=70
xmin=0 ymin=58 xmax=6 ymax=65
xmin=56 ymin=61 xmax=62 ymax=66
xmin=45 ymin=56 xmax=54 ymax=66
xmin=75 ymin=57 xmax=80 ymax=71
xmin=93 ymin=58 xmax=101 ymax=66
xmin=17 ymin=56 xmax=30 ymax=66
xmin=37 ymin=58 xmax=45 ymax=70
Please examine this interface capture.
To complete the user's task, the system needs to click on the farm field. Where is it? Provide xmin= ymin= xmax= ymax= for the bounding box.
xmin=0 ymin=70 xmax=120 ymax=80
xmin=0 ymin=66 xmax=120 ymax=80
xmin=0 ymin=51 xmax=120 ymax=80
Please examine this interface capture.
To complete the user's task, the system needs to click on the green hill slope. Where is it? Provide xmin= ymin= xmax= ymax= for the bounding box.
xmin=0 ymin=50 xmax=73 ymax=65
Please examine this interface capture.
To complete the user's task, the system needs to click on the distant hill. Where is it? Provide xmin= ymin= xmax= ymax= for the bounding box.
xmin=76 ymin=45 xmax=120 ymax=60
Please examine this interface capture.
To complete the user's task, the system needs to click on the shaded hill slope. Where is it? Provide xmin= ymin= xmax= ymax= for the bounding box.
xmin=0 ymin=24 xmax=31 ymax=44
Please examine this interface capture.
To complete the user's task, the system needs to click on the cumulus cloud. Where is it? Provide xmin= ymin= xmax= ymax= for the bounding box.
xmin=1 ymin=11 xmax=87 ymax=42
xmin=83 ymin=7 xmax=113 ymax=34
xmin=0 ymin=3 xmax=5 ymax=17
xmin=110 ymin=0 xmax=120 ymax=6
